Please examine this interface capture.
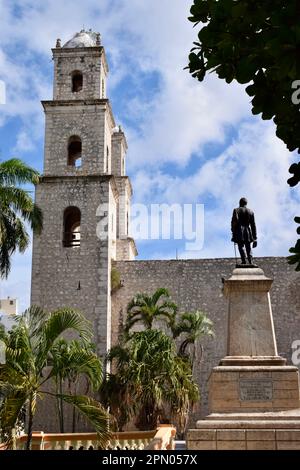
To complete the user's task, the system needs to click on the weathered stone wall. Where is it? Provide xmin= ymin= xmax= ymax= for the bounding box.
xmin=32 ymin=175 xmax=115 ymax=432
xmin=53 ymin=48 xmax=106 ymax=101
xmin=31 ymin=175 xmax=114 ymax=356
xmin=43 ymin=101 xmax=114 ymax=176
xmin=112 ymin=257 xmax=300 ymax=422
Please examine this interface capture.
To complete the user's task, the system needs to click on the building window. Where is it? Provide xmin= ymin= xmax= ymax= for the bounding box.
xmin=72 ymin=71 xmax=83 ymax=92
xmin=9 ymin=300 xmax=14 ymax=305
xmin=63 ymin=207 xmax=81 ymax=247
xmin=68 ymin=136 xmax=82 ymax=167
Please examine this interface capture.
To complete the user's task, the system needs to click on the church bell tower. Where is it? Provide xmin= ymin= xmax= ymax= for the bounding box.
xmin=31 ymin=30 xmax=137 ymax=356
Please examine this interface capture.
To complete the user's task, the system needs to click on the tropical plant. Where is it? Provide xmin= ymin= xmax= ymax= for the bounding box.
xmin=125 ymin=288 xmax=177 ymax=333
xmin=100 ymin=371 xmax=135 ymax=432
xmin=104 ymin=290 xmax=213 ymax=434
xmin=106 ymin=329 xmax=199 ymax=432
xmin=172 ymin=311 xmax=214 ymax=365
xmin=186 ymin=0 xmax=300 ymax=268
xmin=50 ymin=338 xmax=103 ymax=433
xmin=0 ymin=306 xmax=110 ymax=449
xmin=0 ymin=159 xmax=43 ymax=278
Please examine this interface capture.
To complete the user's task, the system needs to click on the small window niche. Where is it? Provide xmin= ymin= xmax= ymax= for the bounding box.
xmin=72 ymin=71 xmax=83 ymax=93
xmin=63 ymin=206 xmax=81 ymax=247
xmin=68 ymin=135 xmax=82 ymax=167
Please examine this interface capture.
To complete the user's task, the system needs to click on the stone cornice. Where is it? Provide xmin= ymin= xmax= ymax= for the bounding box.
xmin=42 ymin=99 xmax=116 ymax=127
xmin=51 ymin=46 xmax=109 ymax=73
xmin=40 ymin=174 xmax=120 ymax=201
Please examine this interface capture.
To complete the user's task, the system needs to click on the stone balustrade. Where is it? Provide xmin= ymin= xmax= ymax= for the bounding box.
xmin=1 ymin=425 xmax=176 ymax=451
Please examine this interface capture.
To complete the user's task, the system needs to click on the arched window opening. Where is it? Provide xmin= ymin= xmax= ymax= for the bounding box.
xmin=72 ymin=71 xmax=83 ymax=92
xmin=68 ymin=136 xmax=82 ymax=167
xmin=63 ymin=207 xmax=81 ymax=247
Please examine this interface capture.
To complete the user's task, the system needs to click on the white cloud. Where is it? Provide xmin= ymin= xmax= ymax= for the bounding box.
xmin=13 ymin=130 xmax=35 ymax=153
xmin=132 ymin=120 xmax=300 ymax=259
xmin=0 ymin=0 xmax=250 ymax=165
xmin=0 ymin=0 xmax=298 ymax=310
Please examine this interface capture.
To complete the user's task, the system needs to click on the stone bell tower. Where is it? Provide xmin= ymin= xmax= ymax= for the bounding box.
xmin=31 ymin=30 xmax=137 ymax=356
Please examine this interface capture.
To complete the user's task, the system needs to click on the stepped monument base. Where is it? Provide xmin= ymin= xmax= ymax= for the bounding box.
xmin=187 ymin=268 xmax=300 ymax=450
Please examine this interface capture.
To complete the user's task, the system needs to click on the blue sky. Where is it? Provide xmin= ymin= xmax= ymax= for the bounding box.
xmin=0 ymin=0 xmax=299 ymax=311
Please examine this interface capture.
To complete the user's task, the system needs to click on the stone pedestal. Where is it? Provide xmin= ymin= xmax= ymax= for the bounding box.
xmin=221 ymin=267 xmax=285 ymax=365
xmin=187 ymin=267 xmax=300 ymax=450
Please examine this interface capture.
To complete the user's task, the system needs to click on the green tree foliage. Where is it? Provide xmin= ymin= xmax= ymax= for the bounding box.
xmin=125 ymin=288 xmax=177 ymax=333
xmin=106 ymin=330 xmax=199 ymax=432
xmin=0 ymin=306 xmax=110 ymax=449
xmin=0 ymin=159 xmax=43 ymax=278
xmin=172 ymin=310 xmax=214 ymax=367
xmin=187 ymin=0 xmax=300 ymax=267
xmin=288 ymin=217 xmax=300 ymax=271
xmin=50 ymin=339 xmax=103 ymax=433
xmin=103 ymin=289 xmax=213 ymax=434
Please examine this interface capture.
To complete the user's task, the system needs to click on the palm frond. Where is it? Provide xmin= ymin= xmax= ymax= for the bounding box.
xmin=0 ymin=159 xmax=40 ymax=186
xmin=106 ymin=344 xmax=130 ymax=368
xmin=38 ymin=309 xmax=93 ymax=365
xmin=60 ymin=394 xmax=111 ymax=447
xmin=18 ymin=306 xmax=49 ymax=341
xmin=151 ymin=288 xmax=170 ymax=305
xmin=0 ymin=393 xmax=28 ymax=434
xmin=50 ymin=341 xmax=103 ymax=390
xmin=0 ymin=209 xmax=29 ymax=278
xmin=0 ymin=158 xmax=42 ymax=278
xmin=125 ymin=289 xmax=177 ymax=332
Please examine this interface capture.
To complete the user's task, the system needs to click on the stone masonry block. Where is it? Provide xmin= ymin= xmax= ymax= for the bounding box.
xmin=217 ymin=430 xmax=246 ymax=441
xmin=217 ymin=441 xmax=246 ymax=450
xmin=246 ymin=430 xmax=275 ymax=441
xmin=247 ymin=441 xmax=276 ymax=450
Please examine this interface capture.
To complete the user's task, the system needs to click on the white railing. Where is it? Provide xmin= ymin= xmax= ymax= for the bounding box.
xmin=2 ymin=426 xmax=176 ymax=451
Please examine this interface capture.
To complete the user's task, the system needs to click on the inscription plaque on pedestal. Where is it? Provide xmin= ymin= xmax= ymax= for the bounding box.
xmin=239 ymin=379 xmax=273 ymax=401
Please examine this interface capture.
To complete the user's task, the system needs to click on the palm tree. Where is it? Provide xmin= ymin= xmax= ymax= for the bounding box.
xmin=50 ymin=339 xmax=103 ymax=433
xmin=172 ymin=311 xmax=214 ymax=367
xmin=106 ymin=329 xmax=199 ymax=431
xmin=125 ymin=288 xmax=177 ymax=334
xmin=0 ymin=306 xmax=110 ymax=449
xmin=0 ymin=158 xmax=43 ymax=278
xmin=100 ymin=372 xmax=135 ymax=432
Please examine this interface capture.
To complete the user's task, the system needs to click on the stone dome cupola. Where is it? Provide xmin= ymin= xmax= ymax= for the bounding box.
xmin=62 ymin=29 xmax=101 ymax=48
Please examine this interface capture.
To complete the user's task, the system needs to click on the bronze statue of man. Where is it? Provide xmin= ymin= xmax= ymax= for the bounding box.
xmin=231 ymin=197 xmax=257 ymax=266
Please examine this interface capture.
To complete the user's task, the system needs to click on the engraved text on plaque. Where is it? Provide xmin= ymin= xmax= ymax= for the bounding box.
xmin=239 ymin=379 xmax=273 ymax=401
